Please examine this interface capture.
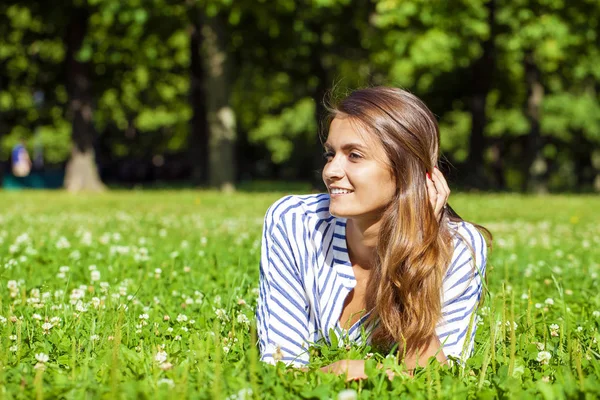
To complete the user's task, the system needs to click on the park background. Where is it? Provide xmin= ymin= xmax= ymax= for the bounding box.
xmin=1 ymin=0 xmax=600 ymax=192
xmin=1 ymin=1 xmax=600 ymax=399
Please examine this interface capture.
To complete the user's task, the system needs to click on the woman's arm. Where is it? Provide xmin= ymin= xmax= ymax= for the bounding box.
xmin=256 ymin=201 xmax=312 ymax=366
xmin=321 ymin=335 xmax=447 ymax=380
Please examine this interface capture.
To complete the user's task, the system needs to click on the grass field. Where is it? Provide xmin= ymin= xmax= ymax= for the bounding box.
xmin=0 ymin=190 xmax=599 ymax=399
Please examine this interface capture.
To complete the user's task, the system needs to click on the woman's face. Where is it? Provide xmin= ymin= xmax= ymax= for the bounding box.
xmin=322 ymin=116 xmax=397 ymax=222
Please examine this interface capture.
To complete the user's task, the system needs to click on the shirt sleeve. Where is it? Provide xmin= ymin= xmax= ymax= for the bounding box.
xmin=436 ymin=221 xmax=488 ymax=363
xmin=255 ymin=203 xmax=311 ymax=366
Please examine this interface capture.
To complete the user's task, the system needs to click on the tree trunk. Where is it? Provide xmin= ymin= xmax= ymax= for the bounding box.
xmin=188 ymin=9 xmax=209 ymax=186
xmin=199 ymin=12 xmax=236 ymax=192
xmin=63 ymin=7 xmax=105 ymax=192
xmin=465 ymin=0 xmax=496 ymax=189
xmin=523 ymin=51 xmax=546 ymax=194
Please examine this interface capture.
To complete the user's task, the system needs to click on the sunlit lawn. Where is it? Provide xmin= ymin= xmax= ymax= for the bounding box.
xmin=0 ymin=190 xmax=599 ymax=399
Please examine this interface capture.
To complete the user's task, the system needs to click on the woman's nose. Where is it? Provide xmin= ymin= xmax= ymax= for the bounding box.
xmin=323 ymin=156 xmax=344 ymax=181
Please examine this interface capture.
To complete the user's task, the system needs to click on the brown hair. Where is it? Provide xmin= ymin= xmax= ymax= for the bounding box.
xmin=326 ymin=87 xmax=490 ymax=357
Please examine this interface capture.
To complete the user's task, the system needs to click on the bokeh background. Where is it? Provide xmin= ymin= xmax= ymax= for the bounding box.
xmin=1 ymin=0 xmax=599 ymax=193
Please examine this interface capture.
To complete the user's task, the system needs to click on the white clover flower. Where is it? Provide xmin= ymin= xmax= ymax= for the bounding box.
xmin=545 ymin=298 xmax=554 ymax=306
xmin=549 ymin=324 xmax=559 ymax=330
xmin=9 ymin=335 xmax=17 ymax=341
xmin=236 ymin=314 xmax=250 ymax=326
xmin=157 ymin=378 xmax=174 ymax=388
xmin=593 ymin=311 xmax=600 ymax=318
xmin=223 ymin=346 xmax=230 ymax=354
xmin=535 ymin=342 xmax=545 ymax=350
xmin=155 ymin=350 xmax=168 ymax=364
xmin=215 ymin=308 xmax=229 ymax=322
xmin=159 ymin=362 xmax=173 ymax=371
xmin=535 ymin=303 xmax=543 ymax=309
xmin=576 ymin=326 xmax=583 ymax=332
xmin=338 ymin=389 xmax=358 ymax=400
xmin=56 ymin=236 xmax=71 ymax=249
xmin=0 ymin=316 xmax=6 ymax=324
xmin=42 ymin=322 xmax=53 ymax=331
xmin=521 ymin=293 xmax=529 ymax=300
xmin=91 ymin=270 xmax=101 ymax=282
xmin=537 ymin=351 xmax=551 ymax=364
xmin=32 ymin=314 xmax=42 ymax=321
xmin=176 ymin=314 xmax=188 ymax=323
xmin=35 ymin=353 xmax=49 ymax=363
xmin=50 ymin=316 xmax=61 ymax=325
xmin=139 ymin=314 xmax=149 ymax=320
xmin=7 ymin=280 xmax=18 ymax=290
xmin=75 ymin=301 xmax=88 ymax=313
xmin=9 ymin=345 xmax=17 ymax=352
xmin=90 ymin=334 xmax=99 ymax=341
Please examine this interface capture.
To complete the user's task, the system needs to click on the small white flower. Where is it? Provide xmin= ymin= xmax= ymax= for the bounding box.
xmin=549 ymin=324 xmax=559 ymax=330
xmin=90 ymin=334 xmax=100 ymax=341
xmin=338 ymin=389 xmax=358 ymax=400
xmin=75 ymin=301 xmax=88 ymax=313
xmin=215 ymin=308 xmax=228 ymax=321
xmin=521 ymin=293 xmax=529 ymax=300
xmin=545 ymin=298 xmax=554 ymax=306
xmin=155 ymin=350 xmax=168 ymax=364
xmin=593 ymin=311 xmax=600 ymax=318
xmin=535 ymin=342 xmax=545 ymax=351
xmin=222 ymin=346 xmax=230 ymax=354
xmin=42 ymin=322 xmax=53 ymax=331
xmin=236 ymin=314 xmax=250 ymax=325
xmin=35 ymin=353 xmax=49 ymax=363
xmin=32 ymin=314 xmax=42 ymax=321
xmin=576 ymin=326 xmax=583 ymax=332
xmin=159 ymin=362 xmax=173 ymax=370
xmin=157 ymin=378 xmax=174 ymax=388
xmin=176 ymin=314 xmax=188 ymax=323
xmin=537 ymin=351 xmax=551 ymax=364
xmin=139 ymin=314 xmax=149 ymax=320
xmin=9 ymin=345 xmax=17 ymax=352
xmin=91 ymin=270 xmax=101 ymax=282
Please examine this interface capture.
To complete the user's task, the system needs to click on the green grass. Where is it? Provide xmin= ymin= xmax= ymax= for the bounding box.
xmin=0 ymin=190 xmax=599 ymax=399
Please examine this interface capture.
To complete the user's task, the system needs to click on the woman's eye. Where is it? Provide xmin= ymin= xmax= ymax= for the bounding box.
xmin=349 ymin=152 xmax=362 ymax=160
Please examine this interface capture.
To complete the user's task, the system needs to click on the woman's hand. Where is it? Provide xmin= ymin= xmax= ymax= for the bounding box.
xmin=426 ymin=167 xmax=450 ymax=220
xmin=321 ymin=359 xmax=367 ymax=381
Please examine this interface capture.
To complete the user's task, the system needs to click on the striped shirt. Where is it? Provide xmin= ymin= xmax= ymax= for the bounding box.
xmin=256 ymin=194 xmax=487 ymax=366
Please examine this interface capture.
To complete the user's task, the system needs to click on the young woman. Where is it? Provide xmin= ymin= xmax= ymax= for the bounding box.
xmin=256 ymin=87 xmax=490 ymax=379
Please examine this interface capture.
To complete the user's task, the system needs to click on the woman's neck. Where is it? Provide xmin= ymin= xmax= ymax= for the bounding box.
xmin=346 ymin=217 xmax=381 ymax=270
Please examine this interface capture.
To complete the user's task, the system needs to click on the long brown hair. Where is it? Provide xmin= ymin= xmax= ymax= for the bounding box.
xmin=326 ymin=87 xmax=490 ymax=357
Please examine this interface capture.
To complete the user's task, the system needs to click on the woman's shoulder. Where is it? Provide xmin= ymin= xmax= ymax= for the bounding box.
xmin=263 ymin=193 xmax=332 ymax=229
xmin=447 ymin=220 xmax=488 ymax=261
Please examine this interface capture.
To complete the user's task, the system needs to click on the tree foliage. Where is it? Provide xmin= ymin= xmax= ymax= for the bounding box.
xmin=0 ymin=0 xmax=598 ymax=191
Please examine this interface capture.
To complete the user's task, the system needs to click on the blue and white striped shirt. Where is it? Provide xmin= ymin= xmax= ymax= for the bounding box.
xmin=256 ymin=194 xmax=487 ymax=366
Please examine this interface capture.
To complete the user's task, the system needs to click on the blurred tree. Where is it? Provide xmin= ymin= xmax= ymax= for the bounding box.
xmin=198 ymin=6 xmax=236 ymax=191
xmin=63 ymin=5 xmax=105 ymax=191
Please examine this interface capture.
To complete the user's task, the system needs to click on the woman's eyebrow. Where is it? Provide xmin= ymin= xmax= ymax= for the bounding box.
xmin=323 ymin=143 xmax=367 ymax=151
